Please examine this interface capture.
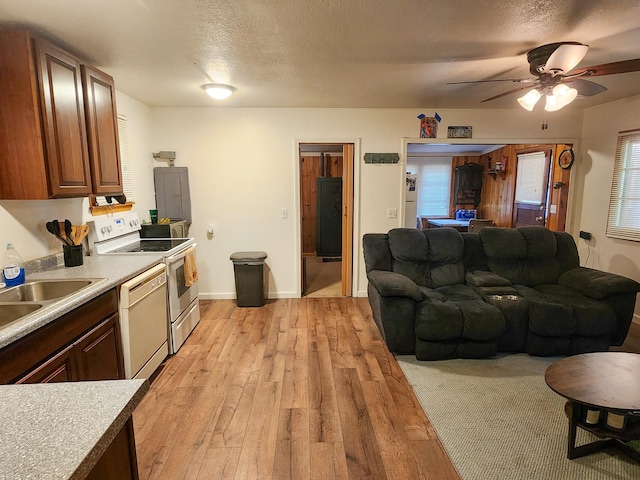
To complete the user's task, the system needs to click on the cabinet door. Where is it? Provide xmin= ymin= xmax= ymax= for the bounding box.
xmin=74 ymin=313 xmax=125 ymax=381
xmin=82 ymin=65 xmax=123 ymax=196
xmin=35 ymin=38 xmax=92 ymax=197
xmin=15 ymin=344 xmax=76 ymax=384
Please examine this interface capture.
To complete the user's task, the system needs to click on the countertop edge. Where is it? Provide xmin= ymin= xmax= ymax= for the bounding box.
xmin=0 ymin=255 xmax=164 ymax=350
xmin=70 ymin=380 xmax=150 ymax=480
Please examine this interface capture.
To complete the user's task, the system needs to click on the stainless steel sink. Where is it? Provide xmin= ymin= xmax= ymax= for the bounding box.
xmin=0 ymin=303 xmax=43 ymax=327
xmin=0 ymin=279 xmax=93 ymax=302
xmin=0 ymin=278 xmax=105 ymax=331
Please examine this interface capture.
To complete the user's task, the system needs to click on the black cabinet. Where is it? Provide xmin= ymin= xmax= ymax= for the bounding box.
xmin=316 ymin=177 xmax=342 ymax=257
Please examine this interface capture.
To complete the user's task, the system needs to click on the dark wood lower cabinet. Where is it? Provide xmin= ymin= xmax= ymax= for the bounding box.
xmin=16 ymin=344 xmax=75 ymax=384
xmin=0 ymin=288 xmax=139 ymax=479
xmin=85 ymin=419 xmax=139 ymax=480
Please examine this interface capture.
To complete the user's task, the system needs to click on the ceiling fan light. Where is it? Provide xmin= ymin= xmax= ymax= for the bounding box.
xmin=545 ymin=84 xmax=578 ymax=111
xmin=517 ymin=89 xmax=542 ymax=111
xmin=544 ymin=43 xmax=589 ymax=75
xmin=202 ymin=83 xmax=236 ymax=100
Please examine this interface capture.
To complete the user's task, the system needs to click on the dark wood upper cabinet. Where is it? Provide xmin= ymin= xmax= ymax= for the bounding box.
xmin=82 ymin=65 xmax=124 ymax=195
xmin=0 ymin=30 xmax=123 ymax=199
xmin=36 ymin=38 xmax=93 ymax=197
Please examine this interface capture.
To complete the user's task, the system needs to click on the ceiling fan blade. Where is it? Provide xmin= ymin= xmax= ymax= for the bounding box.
xmin=543 ymin=43 xmax=589 ymax=75
xmin=570 ymin=58 xmax=640 ymax=77
xmin=481 ymin=83 xmax=540 ymax=103
xmin=564 ymin=78 xmax=607 ymax=96
xmin=447 ymin=78 xmax=533 ymax=85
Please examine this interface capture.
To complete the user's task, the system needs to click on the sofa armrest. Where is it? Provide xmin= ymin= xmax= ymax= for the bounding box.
xmin=367 ymin=270 xmax=425 ymax=301
xmin=466 ymin=270 xmax=512 ymax=287
xmin=559 ymin=267 xmax=640 ymax=300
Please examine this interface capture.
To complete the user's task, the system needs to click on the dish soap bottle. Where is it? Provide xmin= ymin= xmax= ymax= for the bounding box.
xmin=2 ymin=243 xmax=25 ymax=287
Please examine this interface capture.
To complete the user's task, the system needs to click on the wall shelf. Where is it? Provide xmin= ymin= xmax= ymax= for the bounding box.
xmin=485 ymin=170 xmax=507 ymax=178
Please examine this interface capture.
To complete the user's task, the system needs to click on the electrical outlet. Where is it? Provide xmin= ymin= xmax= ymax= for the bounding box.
xmin=387 ymin=208 xmax=397 ymax=219
xmin=579 ymin=231 xmax=592 ymax=240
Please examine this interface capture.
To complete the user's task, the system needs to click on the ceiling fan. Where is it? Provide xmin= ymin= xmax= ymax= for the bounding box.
xmin=449 ymin=42 xmax=640 ymax=112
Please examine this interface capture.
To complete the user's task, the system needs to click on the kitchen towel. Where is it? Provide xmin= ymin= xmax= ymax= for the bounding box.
xmin=184 ymin=246 xmax=198 ymax=286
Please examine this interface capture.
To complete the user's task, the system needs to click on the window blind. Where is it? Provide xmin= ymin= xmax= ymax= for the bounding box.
xmin=606 ymin=129 xmax=640 ymax=242
xmin=515 ymin=151 xmax=546 ymax=203
xmin=407 ymin=157 xmax=452 ymax=217
xmin=118 ymin=114 xmax=134 ymax=201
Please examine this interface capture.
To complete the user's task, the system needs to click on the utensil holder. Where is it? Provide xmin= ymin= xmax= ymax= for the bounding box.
xmin=63 ymin=244 xmax=83 ymax=267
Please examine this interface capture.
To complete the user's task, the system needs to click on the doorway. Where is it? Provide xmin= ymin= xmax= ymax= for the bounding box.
xmin=299 ymin=143 xmax=354 ymax=297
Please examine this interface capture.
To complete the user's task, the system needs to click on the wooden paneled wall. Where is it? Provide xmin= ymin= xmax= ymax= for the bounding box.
xmin=452 ymin=143 xmax=571 ymax=230
xmin=300 ymin=154 xmax=343 ymax=255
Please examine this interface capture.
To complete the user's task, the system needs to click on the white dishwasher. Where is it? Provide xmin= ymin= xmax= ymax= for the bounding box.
xmin=119 ymin=263 xmax=169 ymax=379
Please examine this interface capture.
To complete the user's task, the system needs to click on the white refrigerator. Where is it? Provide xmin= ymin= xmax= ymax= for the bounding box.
xmin=404 ymin=173 xmax=418 ymax=228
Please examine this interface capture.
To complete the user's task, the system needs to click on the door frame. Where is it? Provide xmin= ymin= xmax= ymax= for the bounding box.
xmin=294 ymin=138 xmax=361 ymax=297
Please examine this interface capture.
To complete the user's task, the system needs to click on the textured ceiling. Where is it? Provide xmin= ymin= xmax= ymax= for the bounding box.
xmin=1 ymin=0 xmax=640 ymax=109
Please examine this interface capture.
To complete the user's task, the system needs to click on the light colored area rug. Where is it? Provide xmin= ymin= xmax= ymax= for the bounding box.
xmin=396 ymin=354 xmax=640 ymax=480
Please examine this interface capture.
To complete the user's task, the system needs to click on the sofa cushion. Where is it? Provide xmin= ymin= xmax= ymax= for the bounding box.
xmin=424 ymin=228 xmax=466 ymax=287
xmin=479 ymin=227 xmax=562 ymax=286
xmin=415 ymin=293 xmax=504 ymax=343
xmin=388 ymin=228 xmax=432 ymax=287
xmin=553 ymin=231 xmax=580 ymax=272
xmin=532 ymin=284 xmax=617 ymax=337
xmin=363 ymin=233 xmax=392 ymax=273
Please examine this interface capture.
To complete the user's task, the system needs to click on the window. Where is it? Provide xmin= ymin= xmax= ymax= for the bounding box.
xmin=515 ymin=151 xmax=547 ymax=203
xmin=607 ymin=129 xmax=640 ymax=242
xmin=407 ymin=157 xmax=452 ymax=217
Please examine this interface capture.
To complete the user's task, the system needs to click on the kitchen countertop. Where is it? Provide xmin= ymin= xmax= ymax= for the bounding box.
xmin=0 ymin=379 xmax=149 ymax=479
xmin=0 ymin=254 xmax=164 ymax=350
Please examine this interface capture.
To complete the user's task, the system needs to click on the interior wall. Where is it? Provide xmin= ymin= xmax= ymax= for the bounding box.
xmin=575 ymin=94 xmax=640 ymax=322
xmin=149 ymin=107 xmax=582 ymax=298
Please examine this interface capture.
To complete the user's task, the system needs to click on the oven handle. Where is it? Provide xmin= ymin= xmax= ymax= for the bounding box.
xmin=166 ymin=243 xmax=196 ymax=264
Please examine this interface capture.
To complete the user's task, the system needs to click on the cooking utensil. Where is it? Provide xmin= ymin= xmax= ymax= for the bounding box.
xmin=73 ymin=224 xmax=90 ymax=245
xmin=64 ymin=219 xmax=74 ymax=245
xmin=55 ymin=220 xmax=73 ymax=246
xmin=46 ymin=220 xmax=72 ymax=246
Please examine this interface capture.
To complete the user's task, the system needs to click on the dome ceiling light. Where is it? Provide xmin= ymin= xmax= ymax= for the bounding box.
xmin=201 ymin=83 xmax=236 ymax=100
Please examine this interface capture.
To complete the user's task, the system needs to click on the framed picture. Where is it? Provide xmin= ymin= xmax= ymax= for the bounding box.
xmin=419 ymin=116 xmax=437 ymax=138
xmin=447 ymin=126 xmax=473 ymax=138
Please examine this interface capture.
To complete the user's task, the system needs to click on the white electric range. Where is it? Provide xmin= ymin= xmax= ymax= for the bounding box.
xmin=88 ymin=212 xmax=200 ymax=355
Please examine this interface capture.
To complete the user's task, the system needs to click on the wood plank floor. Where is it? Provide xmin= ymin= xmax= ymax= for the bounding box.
xmin=133 ymin=298 xmax=460 ymax=480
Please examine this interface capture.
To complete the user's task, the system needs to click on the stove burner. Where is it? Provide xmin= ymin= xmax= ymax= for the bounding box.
xmin=109 ymin=238 xmax=190 ymax=253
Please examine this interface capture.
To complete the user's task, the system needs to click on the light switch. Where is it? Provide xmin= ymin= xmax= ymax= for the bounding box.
xmin=387 ymin=208 xmax=397 ymax=219
xmin=281 ymin=208 xmax=288 ymax=219
xmin=549 ymin=204 xmax=557 ymax=214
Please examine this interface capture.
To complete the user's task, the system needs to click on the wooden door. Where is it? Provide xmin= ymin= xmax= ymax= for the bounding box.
xmin=82 ymin=65 xmax=123 ymax=195
xmin=512 ymin=149 xmax=552 ymax=227
xmin=36 ymin=39 xmax=92 ymax=197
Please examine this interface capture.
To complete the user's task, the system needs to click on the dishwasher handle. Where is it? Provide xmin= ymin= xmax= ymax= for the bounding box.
xmin=120 ymin=264 xmax=167 ymax=309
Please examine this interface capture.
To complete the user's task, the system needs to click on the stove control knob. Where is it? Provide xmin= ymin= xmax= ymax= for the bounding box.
xmin=101 ymin=226 xmax=109 ymax=234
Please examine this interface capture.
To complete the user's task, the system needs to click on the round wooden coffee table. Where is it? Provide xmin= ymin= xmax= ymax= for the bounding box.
xmin=545 ymin=352 xmax=640 ymax=462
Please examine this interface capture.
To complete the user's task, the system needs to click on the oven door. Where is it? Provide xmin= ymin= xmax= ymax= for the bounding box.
xmin=166 ymin=245 xmax=199 ymax=321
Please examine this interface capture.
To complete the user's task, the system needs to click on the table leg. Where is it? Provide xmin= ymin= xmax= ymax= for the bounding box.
xmin=566 ymin=401 xmax=632 ymax=461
